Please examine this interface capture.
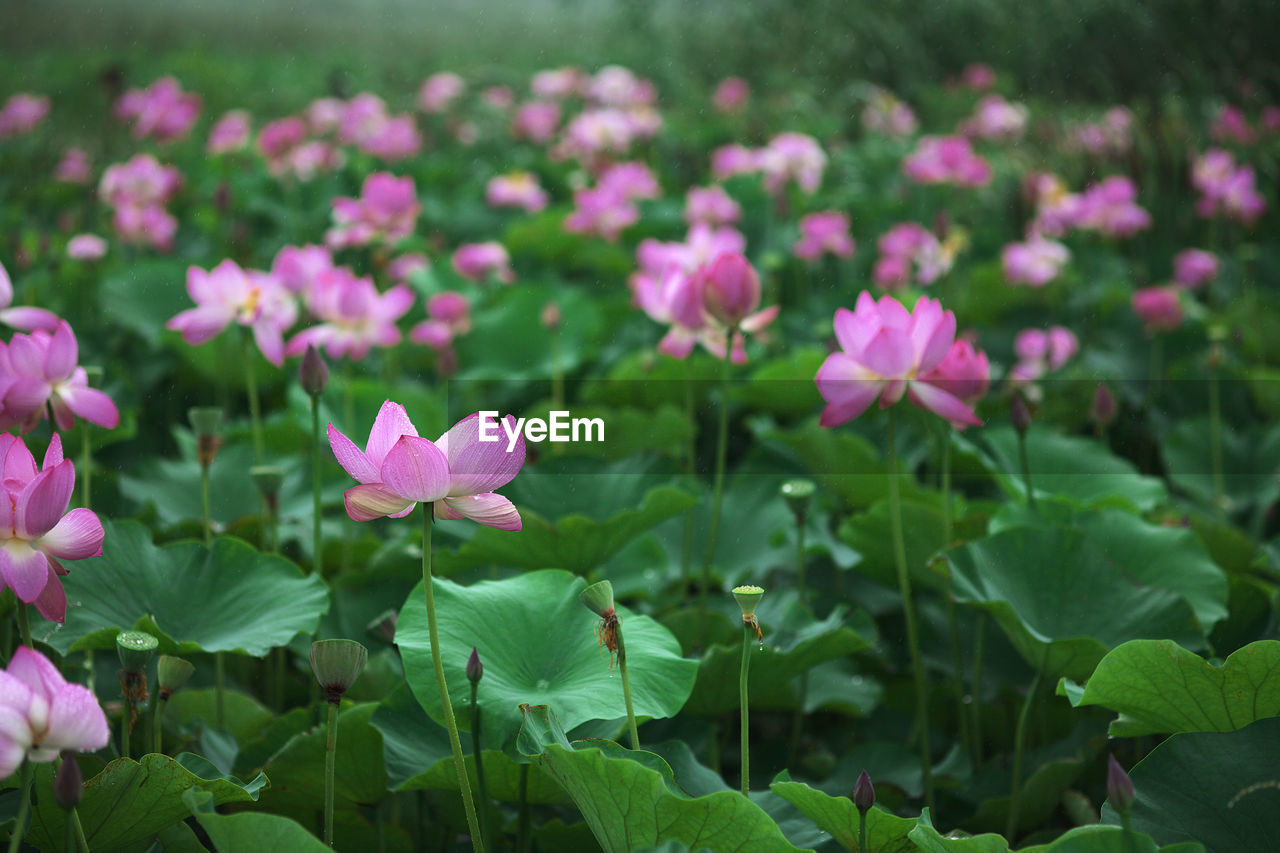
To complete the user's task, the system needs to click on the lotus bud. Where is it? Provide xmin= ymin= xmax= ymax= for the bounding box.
xmin=53 ymin=752 xmax=82 ymax=811
xmin=1010 ymin=393 xmax=1032 ymax=435
xmin=579 ymin=580 xmax=615 ymax=618
xmin=1106 ymin=754 xmax=1135 ymax=816
xmin=157 ymin=655 xmax=195 ymax=700
xmin=466 ymin=646 xmax=484 ymax=685
xmin=300 ymin=344 xmax=329 ymax=396
xmin=310 ymin=639 xmax=368 ymax=703
xmin=1091 ymin=383 xmax=1117 ymax=429
xmin=701 ymin=253 xmax=761 ymax=328
xmin=188 ymin=406 xmax=224 ymax=468
xmin=780 ymin=479 xmax=815 ymax=523
xmin=541 ymin=301 xmax=562 ymax=331
xmin=116 ymin=630 xmax=158 ymax=674
xmin=853 ymin=769 xmax=875 ymax=813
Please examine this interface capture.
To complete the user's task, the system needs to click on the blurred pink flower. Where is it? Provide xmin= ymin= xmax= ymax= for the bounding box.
xmin=794 ymin=212 xmax=856 ymax=262
xmin=1263 ymin=106 xmax=1280 ymax=134
xmin=98 ymin=154 xmax=181 ymax=210
xmin=511 ymin=101 xmax=562 ymax=144
xmin=684 ymin=186 xmax=741 ymax=227
xmin=0 ymin=645 xmax=110 ymax=777
xmin=387 ymin=253 xmax=430 ymax=285
xmin=482 ymin=86 xmax=515 ymax=110
xmin=1009 ymin=326 xmax=1078 ymax=389
xmin=112 ymin=205 xmax=177 ymax=252
xmin=0 ymin=322 xmax=118 ymax=434
xmin=53 ymin=148 xmax=91 ymax=184
xmin=359 ymin=114 xmax=422 ymax=161
xmin=760 ymin=132 xmax=827 ymax=195
xmin=1191 ymin=149 xmax=1266 ymax=225
xmin=1074 ymin=176 xmax=1152 ymax=237
xmin=418 ymin=73 xmax=466 ymax=113
xmin=531 ymin=67 xmax=584 ymax=100
xmin=1132 ymin=286 xmax=1184 ymax=333
xmin=711 ymin=144 xmax=761 ymax=181
xmin=1066 ymin=107 xmax=1134 ymax=156
xmin=452 ymin=242 xmax=514 ymax=284
xmin=0 ymin=94 xmax=50 ymax=138
xmin=902 ymin=135 xmax=991 ymax=187
xmin=326 ymin=173 xmax=420 ymax=249
xmin=862 ymin=88 xmax=917 ymax=138
xmin=411 ymin=291 xmax=471 ymax=350
xmin=552 ymin=108 xmax=649 ymax=165
xmin=1210 ymin=105 xmax=1255 ymax=145
xmin=961 ymin=63 xmax=997 ymax=91
xmin=1002 ymin=236 xmax=1070 ymax=287
xmin=329 ymin=402 xmax=525 ymax=530
xmin=271 ymin=245 xmax=334 ymax=296
xmin=66 ymin=234 xmax=107 ymax=262
xmin=0 ymin=261 xmax=60 ymax=332
xmin=873 ymin=223 xmax=954 ymax=289
xmin=114 ymin=76 xmax=201 ymax=143
xmin=960 ymin=94 xmax=1028 ymax=141
xmin=257 ymin=116 xmax=308 ymax=169
xmin=712 ymin=77 xmax=750 ymax=114
xmin=1172 ymin=249 xmax=1218 ymax=290
xmin=338 ymin=94 xmax=389 ymax=145
xmin=306 ymin=98 xmax=346 ymax=135
xmin=286 ymin=268 xmax=413 ymax=361
xmin=207 ymin=110 xmax=251 ymax=154
xmin=486 ymin=172 xmax=550 ymax=213
xmin=167 ymin=260 xmax=298 ymax=365
xmin=565 ymin=187 xmax=638 ymax=241
xmin=918 ymin=338 xmax=990 ymax=428
xmin=816 ymin=292 xmax=980 ymax=428
xmin=588 ymin=66 xmax=654 ymax=108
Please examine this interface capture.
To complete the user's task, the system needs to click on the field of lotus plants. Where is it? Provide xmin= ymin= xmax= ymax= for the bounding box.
xmin=0 ymin=31 xmax=1279 ymax=853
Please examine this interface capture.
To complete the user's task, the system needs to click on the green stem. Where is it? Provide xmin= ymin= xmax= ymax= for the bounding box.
xmin=1016 ymin=427 xmax=1037 ymax=511
xmin=65 ymin=805 xmax=76 ymax=853
xmin=16 ymin=603 xmax=31 ymax=649
xmin=71 ymin=811 xmax=88 ymax=853
xmin=1208 ymin=365 xmax=1226 ymax=522
xmin=887 ymin=409 xmax=933 ymax=810
xmin=215 ymin=652 xmax=226 ymax=729
xmin=795 ymin=509 xmax=808 ymax=609
xmin=739 ymin=622 xmax=753 ymax=797
xmin=858 ymin=810 xmax=867 ymax=853
xmin=616 ymin=626 xmax=640 ymax=750
xmin=422 ymin=510 xmax=485 ymax=853
xmin=698 ymin=349 xmax=734 ymax=647
xmin=80 ymin=427 xmax=91 ymax=509
xmin=121 ymin=696 xmax=131 ymax=759
xmin=312 ymin=392 xmax=324 ymax=574
xmin=242 ymin=331 xmax=264 ymax=464
xmin=971 ymin=615 xmax=987 ymax=767
xmin=788 ymin=510 xmax=809 ymax=768
xmin=8 ymin=762 xmax=32 ymax=853
xmin=680 ymin=362 xmax=696 ymax=602
xmin=200 ymin=462 xmax=212 ymax=547
xmin=470 ymin=683 xmax=491 ymax=851
xmin=153 ymin=696 xmax=166 ymax=755
xmin=550 ymin=328 xmax=564 ymax=415
xmin=517 ymin=764 xmax=530 ymax=853
xmin=1006 ymin=667 xmax=1044 ymax=841
xmin=939 ymin=434 xmax=971 ymax=761
xmin=324 ymin=700 xmax=338 ymax=847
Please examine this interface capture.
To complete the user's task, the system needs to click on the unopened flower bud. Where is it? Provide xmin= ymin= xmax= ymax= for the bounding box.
xmin=852 ymin=769 xmax=875 ymax=813
xmin=541 ymin=301 xmax=561 ymax=331
xmin=116 ymin=631 xmax=158 ymax=674
xmin=53 ymin=752 xmax=82 ymax=811
xmin=701 ymin=253 xmax=761 ymax=328
xmin=1010 ymin=394 xmax=1032 ymax=435
xmin=466 ymin=647 xmax=484 ymax=684
xmin=157 ymin=655 xmax=195 ymax=700
xmin=1106 ymin=754 xmax=1135 ymax=816
xmin=310 ymin=639 xmax=368 ymax=703
xmin=579 ymin=580 xmax=615 ymax=618
xmin=780 ymin=479 xmax=815 ymax=523
xmin=1091 ymin=384 xmax=1117 ymax=428
xmin=300 ymin=344 xmax=329 ymax=396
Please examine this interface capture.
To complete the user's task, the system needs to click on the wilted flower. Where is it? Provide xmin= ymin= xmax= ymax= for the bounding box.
xmin=793 ymin=212 xmax=856 ymax=262
xmin=167 ymin=260 xmax=298 ymax=366
xmin=1002 ymin=236 xmax=1070 ymax=287
xmin=0 ymin=646 xmax=110 ymax=778
xmin=0 ymin=321 xmax=120 ymax=433
xmin=452 ymin=242 xmax=514 ymax=285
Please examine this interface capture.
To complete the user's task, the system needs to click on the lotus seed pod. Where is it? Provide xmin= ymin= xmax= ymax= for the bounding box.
xmin=853 ymin=769 xmax=875 ymax=813
xmin=250 ymin=465 xmax=286 ymax=500
xmin=188 ymin=406 xmax=224 ymax=438
xmin=157 ymin=655 xmax=195 ymax=696
xmin=579 ymin=580 xmax=615 ymax=618
xmin=780 ymin=479 xmax=815 ymax=521
xmin=116 ymin=631 xmax=158 ymax=674
xmin=310 ymin=639 xmax=368 ymax=702
xmin=466 ymin=647 xmax=484 ymax=685
xmin=732 ymin=585 xmax=765 ymax=618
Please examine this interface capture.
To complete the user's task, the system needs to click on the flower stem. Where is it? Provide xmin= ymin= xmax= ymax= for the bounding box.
xmin=80 ymin=427 xmax=91 ymax=509
xmin=64 ymin=806 xmax=75 ymax=853
xmin=1016 ymin=426 xmax=1037 ymax=511
xmin=121 ymin=696 xmax=131 ymax=759
xmin=200 ymin=461 xmax=213 ymax=547
xmin=680 ymin=361 xmax=696 ymax=603
xmin=615 ymin=624 xmax=640 ymax=750
xmin=242 ymin=331 xmax=264 ymax=465
xmin=517 ymin=764 xmax=530 ymax=853
xmin=1209 ymin=363 xmax=1226 ymax=522
xmin=858 ymin=810 xmax=867 ymax=853
xmin=470 ymin=683 xmax=491 ymax=849
xmin=1005 ymin=666 xmax=1044 ymax=841
xmin=886 ymin=408 xmax=933 ymax=810
xmin=422 ymin=509 xmax=485 ymax=853
xmin=153 ymin=696 xmax=167 ymax=755
xmin=16 ymin=603 xmax=31 ymax=649
xmin=312 ymin=391 xmax=324 ymax=574
xmin=971 ymin=614 xmax=987 ymax=767
xmin=324 ymin=700 xmax=338 ymax=847
xmin=788 ymin=512 xmax=809 ymax=768
xmin=739 ymin=621 xmax=753 ymax=797
xmin=699 ymin=350 xmax=734 ymax=648
xmin=8 ymin=762 xmax=32 ymax=853
xmin=71 ymin=812 xmax=88 ymax=853
xmin=940 ymin=433 xmax=971 ymax=762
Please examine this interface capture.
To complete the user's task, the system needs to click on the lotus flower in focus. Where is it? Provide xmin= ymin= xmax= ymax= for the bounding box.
xmin=0 ymin=321 xmax=119 ymax=433
xmin=0 ymin=646 xmax=110 ymax=778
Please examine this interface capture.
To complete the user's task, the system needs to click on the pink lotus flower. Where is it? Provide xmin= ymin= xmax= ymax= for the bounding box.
xmin=873 ymin=223 xmax=955 ymax=289
xmin=112 ymin=205 xmax=177 ymax=252
xmin=760 ymin=132 xmax=827 ymax=195
xmin=452 ymin=242 xmax=514 ymax=285
xmin=564 ymin=187 xmax=638 ymax=242
xmin=418 ymin=73 xmax=466 ymax=113
xmin=552 ymin=108 xmax=639 ymax=165
xmin=257 ymin=117 xmax=308 ymax=169
xmin=285 ymin=269 xmax=413 ymax=361
xmin=207 ymin=110 xmax=251 ymax=154
xmin=960 ymin=95 xmax=1028 ymax=141
xmin=511 ymin=101 xmax=562 ymax=144
xmin=0 ymin=322 xmax=120 ymax=433
xmin=588 ymin=66 xmax=655 ymax=108
xmin=1074 ymin=176 xmax=1152 ymax=237
xmin=1172 ymin=249 xmax=1218 ymax=290
xmin=918 ymin=338 xmax=990 ymax=428
xmin=815 ymin=292 xmax=980 ymax=428
xmin=711 ymin=144 xmax=762 ymax=181
xmin=531 ymin=68 xmax=584 ymax=100
xmin=712 ymin=77 xmax=750 ymax=114
xmin=482 ymin=86 xmax=515 ymax=110
xmin=486 ymin=172 xmax=550 ymax=213
xmin=306 ymin=98 xmax=346 ymax=135
xmin=1263 ymin=106 xmax=1280 ymax=135
xmin=66 ymin=235 xmax=107 ymax=262
xmin=0 ymin=645 xmax=110 ymax=778
xmin=861 ymin=88 xmax=918 ymax=138
xmin=114 ymin=76 xmax=201 ymax=143
xmin=411 ymin=291 xmax=471 ymax=350
xmin=794 ymin=212 xmax=856 ymax=262
xmin=1191 ymin=149 xmax=1266 ymax=225
xmin=53 ymin=148 xmax=92 ymax=185
xmin=329 ymin=402 xmax=525 ymax=530
xmin=387 ymin=253 xmax=431 ymax=285
xmin=0 ymin=261 xmax=60 ymax=332
xmin=1132 ymin=287 xmax=1184 ymax=333
xmin=685 ymin=186 xmax=741 ymax=227
xmin=1009 ymin=326 xmax=1078 ymax=389
xmin=0 ymin=94 xmax=50 ymax=139
xmin=0 ymin=433 xmax=105 ymax=622
xmin=961 ymin=63 xmax=997 ymax=91
xmin=326 ymin=173 xmax=420 ymax=249
xmin=359 ymin=114 xmax=422 ymax=161
xmin=902 ymin=135 xmax=991 ymax=187
xmin=1210 ymin=105 xmax=1255 ymax=145
xmin=98 ymin=154 xmax=181 ymax=210
xmin=598 ymin=162 xmax=660 ymax=200
xmin=271 ymin=244 xmax=334 ymax=296
xmin=1066 ymin=107 xmax=1134 ymax=155
xmin=1002 ymin=236 xmax=1070 ymax=287
xmin=167 ymin=260 xmax=298 ymax=366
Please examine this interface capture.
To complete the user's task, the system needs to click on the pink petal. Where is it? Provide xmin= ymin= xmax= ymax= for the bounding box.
xmin=439 ymin=493 xmax=522 ymax=530
xmin=344 ymin=483 xmax=414 ymax=522
xmin=252 ymin=322 xmax=285 ymax=367
xmin=58 ymin=386 xmax=119 ymax=430
xmin=657 ymin=327 xmax=696 ymax=359
xmin=859 ymin=327 xmax=915 ymax=379
xmin=44 ymin=322 xmax=78 ymax=381
xmin=17 ymin=461 xmax=74 ymax=539
xmin=436 ymin=413 xmax=525 ymax=497
xmin=0 ymin=307 xmax=62 ymax=333
xmin=7 ymin=336 xmax=44 ymax=377
xmin=0 ymin=262 xmax=11 ymax=308
xmin=913 ymin=306 xmax=956 ymax=375
xmin=0 ymin=546 xmax=50 ymax=604
xmin=37 ymin=508 xmax=103 ymax=560
xmin=433 ymin=499 xmax=466 ymax=521
xmin=31 ymin=563 xmax=66 ymax=622
xmin=740 ymin=304 xmax=779 ymax=334
xmin=908 ymin=381 xmax=983 ymax=427
xmin=380 ymin=436 xmax=451 ymax=503
xmin=328 ymin=424 xmax=379 ymax=484
xmin=4 ymin=377 xmax=52 ymax=422
xmin=42 ymin=433 xmax=63 ymax=469
xmin=167 ymin=306 xmax=233 ymax=345
xmin=7 ymin=645 xmax=65 ymax=701
xmin=365 ymin=400 xmax=419 ymax=469
xmin=815 ymin=354 xmax=882 ymax=426
xmin=833 ymin=305 xmax=877 ymax=354
xmin=44 ymin=682 xmax=109 ymax=753
xmin=3 ymin=438 xmax=37 ymax=488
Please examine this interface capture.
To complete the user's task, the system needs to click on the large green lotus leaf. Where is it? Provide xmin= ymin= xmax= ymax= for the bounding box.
xmin=770 ymin=775 xmax=916 ymax=852
xmin=682 ymin=604 xmax=874 ymax=716
xmin=1160 ymin=417 xmax=1280 ymax=515
xmin=518 ymin=401 xmax=692 ymax=462
xmin=771 ymin=419 xmax=928 ymax=508
xmin=164 ymin=688 xmax=275 ymax=745
xmin=370 ymin=682 xmax=570 ymax=804
xmin=738 ymin=348 xmax=829 ymax=419
xmin=183 ymin=787 xmax=330 ymax=853
xmin=975 ymin=425 xmax=1167 ymax=511
xmin=1100 ymin=717 xmax=1280 ymax=853
xmin=259 ymin=703 xmax=386 ymax=812
xmin=100 ymin=258 xmax=194 ymax=345
xmin=910 ymin=809 xmax=1203 ymax=853
xmin=398 ymin=570 xmax=697 ymax=748
xmin=517 ymin=705 xmax=806 ymax=853
xmin=946 ymin=512 xmax=1224 ymax=681
xmin=1058 ymin=639 xmax=1280 ymax=736
xmin=25 ymin=754 xmax=265 ymax=851
xmin=839 ymin=494 xmax=952 ymax=591
xmin=35 ymin=520 xmax=329 ymax=657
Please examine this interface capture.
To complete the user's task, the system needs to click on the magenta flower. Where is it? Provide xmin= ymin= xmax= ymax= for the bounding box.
xmin=960 ymin=95 xmax=1028 ymax=141
xmin=329 ymin=402 xmax=525 ymax=530
xmin=0 ymin=94 xmax=50 ymax=139
xmin=486 ymin=172 xmax=550 ymax=213
xmin=1132 ymin=287 xmax=1184 ymax=333
xmin=1002 ymin=236 xmax=1070 ymax=287
xmin=418 ymin=73 xmax=466 ymax=113
xmin=918 ymin=339 xmax=991 ymax=429
xmin=588 ymin=66 xmax=655 ymax=108
xmin=167 ymin=260 xmax=298 ymax=366
xmin=684 ymin=186 xmax=741 ymax=227
xmin=1009 ymin=326 xmax=1078 ymax=391
xmin=711 ymin=144 xmax=762 ymax=181
xmin=712 ymin=77 xmax=750 ymax=114
xmin=207 ymin=110 xmax=252 ymax=154
xmin=510 ymin=101 xmax=562 ymax=144
xmin=114 ymin=76 xmax=201 ymax=143
xmin=0 ymin=322 xmax=120 ymax=434
xmin=53 ymin=148 xmax=92 ymax=185
xmin=411 ymin=292 xmax=471 ymax=350
xmin=66 ymin=235 xmax=108 ymax=262
xmin=531 ymin=67 xmax=584 ymax=100
xmin=873 ymin=223 xmax=954 ymax=289
xmin=257 ymin=117 xmax=308 ymax=171
xmin=0 ymin=646 xmax=109 ymax=778
xmin=0 ymin=433 xmax=105 ymax=622
xmin=1210 ymin=105 xmax=1255 ymax=145
xmin=862 ymin=88 xmax=918 ymax=138
xmin=902 ymin=135 xmax=992 ymax=187
xmin=285 ymin=269 xmax=413 ymax=361
xmin=98 ymin=154 xmax=181 ymax=210
xmin=482 ymin=86 xmax=515 ymax=110
xmin=453 ymin=242 xmax=515 ymax=285
xmin=1074 ymin=176 xmax=1152 ymax=237
xmin=816 ymin=292 xmax=981 ymax=428
xmin=759 ymin=132 xmax=827 ymax=195
xmin=961 ymin=63 xmax=997 ymax=91
xmin=387 ymin=253 xmax=431 ymax=285
xmin=1191 ymin=149 xmax=1266 ymax=225
xmin=0 ymin=261 xmax=60 ymax=332
xmin=326 ymin=173 xmax=420 ymax=249
xmin=271 ymin=244 xmax=334 ymax=296
xmin=794 ymin=212 xmax=856 ymax=262
xmin=1172 ymin=249 xmax=1218 ymax=290
xmin=359 ymin=114 xmax=422 ymax=162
